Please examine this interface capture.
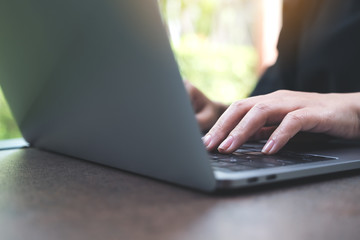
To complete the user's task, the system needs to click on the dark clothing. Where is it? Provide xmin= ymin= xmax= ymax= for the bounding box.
xmin=252 ymin=0 xmax=360 ymax=96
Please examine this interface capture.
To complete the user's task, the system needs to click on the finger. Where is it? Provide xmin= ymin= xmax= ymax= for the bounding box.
xmin=261 ymin=108 xmax=321 ymax=154
xmin=204 ymin=92 xmax=307 ymax=152
xmin=204 ymin=99 xmax=254 ymax=151
xmin=217 ymin=101 xmax=297 ymax=153
xmin=205 ymin=96 xmax=291 ymax=151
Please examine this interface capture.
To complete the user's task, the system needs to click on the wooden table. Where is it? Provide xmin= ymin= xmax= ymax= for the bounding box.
xmin=0 ymin=148 xmax=359 ymax=240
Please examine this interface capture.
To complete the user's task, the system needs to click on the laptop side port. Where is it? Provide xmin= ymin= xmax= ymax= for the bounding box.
xmin=247 ymin=177 xmax=259 ymax=183
xmin=266 ymin=175 xmax=277 ymax=180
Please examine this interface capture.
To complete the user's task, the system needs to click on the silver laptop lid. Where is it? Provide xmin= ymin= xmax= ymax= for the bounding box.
xmin=0 ymin=0 xmax=217 ymax=191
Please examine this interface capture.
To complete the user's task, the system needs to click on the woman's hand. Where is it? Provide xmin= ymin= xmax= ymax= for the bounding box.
xmin=184 ymin=80 xmax=228 ymax=132
xmin=202 ymin=90 xmax=360 ymax=154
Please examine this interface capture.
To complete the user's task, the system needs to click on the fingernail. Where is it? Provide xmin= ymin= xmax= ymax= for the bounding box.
xmin=262 ymin=139 xmax=275 ymax=154
xmin=218 ymin=136 xmax=234 ymax=151
xmin=202 ymin=134 xmax=212 ymax=147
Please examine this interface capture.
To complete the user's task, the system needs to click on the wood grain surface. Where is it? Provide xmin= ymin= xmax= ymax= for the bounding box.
xmin=0 ymin=148 xmax=359 ymax=240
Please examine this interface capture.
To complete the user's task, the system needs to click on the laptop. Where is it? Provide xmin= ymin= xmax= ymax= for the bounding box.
xmin=1 ymin=0 xmax=360 ymax=192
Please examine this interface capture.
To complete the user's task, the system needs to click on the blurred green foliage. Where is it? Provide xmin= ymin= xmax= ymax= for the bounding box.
xmin=174 ymin=35 xmax=257 ymax=103
xmin=0 ymin=89 xmax=22 ymax=139
xmin=159 ymin=0 xmax=258 ymax=103
xmin=160 ymin=0 xmax=223 ymax=36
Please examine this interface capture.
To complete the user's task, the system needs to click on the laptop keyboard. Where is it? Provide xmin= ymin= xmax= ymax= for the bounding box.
xmin=209 ymin=144 xmax=338 ymax=172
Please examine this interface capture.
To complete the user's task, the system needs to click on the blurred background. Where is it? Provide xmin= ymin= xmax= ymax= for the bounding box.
xmin=0 ymin=0 xmax=282 ymax=140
